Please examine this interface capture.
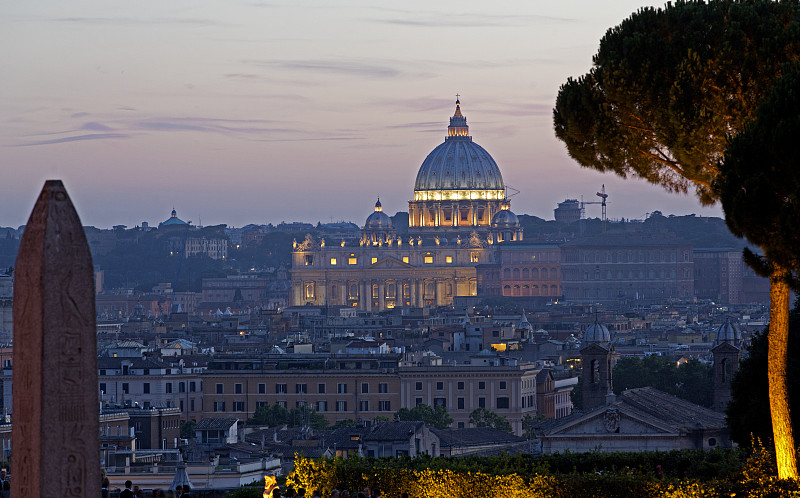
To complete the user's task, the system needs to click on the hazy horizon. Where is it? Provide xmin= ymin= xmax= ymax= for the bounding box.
xmin=1 ymin=1 xmax=724 ymax=230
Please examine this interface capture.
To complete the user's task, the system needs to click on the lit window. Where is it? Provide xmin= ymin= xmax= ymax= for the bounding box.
xmin=330 ymin=258 xmax=337 ymax=265
xmin=424 ymin=256 xmax=434 ymax=264
xmin=470 ymin=252 xmax=479 ymax=263
xmin=371 ymin=257 xmax=378 ymax=264
xmin=402 ymin=256 xmax=409 ymax=263
xmin=445 ymin=256 xmax=453 ymax=263
xmin=349 ymin=257 xmax=357 ymax=265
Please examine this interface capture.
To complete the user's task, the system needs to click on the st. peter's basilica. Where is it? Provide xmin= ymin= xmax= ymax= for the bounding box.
xmin=291 ymin=99 xmax=527 ymax=311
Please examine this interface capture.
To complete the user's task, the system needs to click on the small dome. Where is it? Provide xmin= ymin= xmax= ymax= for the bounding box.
xmin=491 ymin=209 xmax=519 ymax=228
xmin=365 ymin=198 xmax=392 ymax=229
xmin=715 ymin=319 xmax=741 ymax=345
xmin=583 ymin=322 xmax=611 ymax=343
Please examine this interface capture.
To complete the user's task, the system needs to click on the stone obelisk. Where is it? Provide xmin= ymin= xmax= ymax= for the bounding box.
xmin=12 ymin=180 xmax=100 ymax=497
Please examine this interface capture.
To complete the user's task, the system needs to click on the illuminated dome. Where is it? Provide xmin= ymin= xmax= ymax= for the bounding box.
xmin=365 ymin=198 xmax=392 ymax=229
xmin=413 ymin=99 xmax=505 ymax=202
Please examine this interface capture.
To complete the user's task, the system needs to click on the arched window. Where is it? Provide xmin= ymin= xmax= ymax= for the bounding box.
xmin=513 ymin=268 xmax=520 ymax=280
xmin=513 ymin=285 xmax=521 ymax=296
xmin=532 ymin=285 xmax=539 ymax=296
xmin=503 ymin=285 xmax=511 ymax=296
xmin=503 ymin=268 xmax=511 ymax=279
xmin=522 ymin=268 xmax=529 ymax=279
xmin=531 ymin=268 xmax=539 ymax=279
xmin=591 ymin=360 xmax=599 ymax=384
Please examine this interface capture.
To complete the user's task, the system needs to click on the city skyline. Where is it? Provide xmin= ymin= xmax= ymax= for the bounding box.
xmin=1 ymin=0 xmax=724 ymax=229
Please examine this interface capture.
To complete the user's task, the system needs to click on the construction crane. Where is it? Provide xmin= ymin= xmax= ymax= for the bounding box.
xmin=580 ymin=184 xmax=609 ymax=232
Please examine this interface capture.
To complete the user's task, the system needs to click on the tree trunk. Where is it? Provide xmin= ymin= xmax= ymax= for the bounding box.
xmin=769 ymin=263 xmax=798 ymax=479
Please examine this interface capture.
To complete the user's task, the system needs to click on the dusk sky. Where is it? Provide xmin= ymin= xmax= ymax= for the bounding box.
xmin=1 ymin=1 xmax=724 ymax=230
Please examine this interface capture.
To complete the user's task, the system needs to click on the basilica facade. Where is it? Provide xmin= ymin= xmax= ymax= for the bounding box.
xmin=291 ymin=100 xmax=522 ymax=311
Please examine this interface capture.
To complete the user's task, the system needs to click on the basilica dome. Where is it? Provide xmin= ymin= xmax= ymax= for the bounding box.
xmin=413 ymin=99 xmax=505 ymax=202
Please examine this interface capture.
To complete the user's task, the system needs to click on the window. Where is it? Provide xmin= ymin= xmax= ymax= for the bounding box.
xmin=424 ymin=255 xmax=434 ymax=264
xmin=337 ymin=383 xmax=348 ymax=394
xmin=318 ymin=383 xmax=326 ymax=394
xmin=348 ymin=257 xmax=358 ymax=265
xmin=415 ymin=397 xmax=423 ymax=406
xmin=100 ymin=383 xmax=107 ymax=393
xmin=415 ymin=382 xmax=423 ymax=391
xmin=361 ymin=383 xmax=369 ymax=394
xmin=330 ymin=257 xmax=337 ymax=265
xmin=143 ymin=383 xmax=150 ymax=394
xmin=433 ymin=397 xmax=446 ymax=407
xmin=277 ymin=401 xmax=287 ymax=408
xmin=296 ymin=383 xmax=307 ymax=394
xmin=276 ymin=383 xmax=288 ymax=394
xmin=457 ymin=397 xmax=465 ymax=410
xmin=478 ymin=381 xmax=486 ymax=390
xmin=235 ymin=383 xmax=243 ymax=394
xmin=190 ymin=381 xmax=197 ymax=392
xmin=122 ymin=383 xmax=129 ymax=394
xmin=379 ymin=400 xmax=391 ymax=411
xmin=471 ymin=252 xmax=479 ymax=263
xmin=190 ymin=399 xmax=195 ymax=411
xmin=360 ymin=400 xmax=369 ymax=412
xmin=499 ymin=381 xmax=507 ymax=390
xmin=496 ymin=397 xmax=510 ymax=409
xmin=379 ymin=383 xmax=389 ymax=393
xmin=402 ymin=256 xmax=409 ymax=263
xmin=304 ymin=255 xmax=313 ymax=266
xmin=214 ymin=401 xmax=226 ymax=412
xmin=337 ymin=401 xmax=347 ymax=412
xmin=317 ymin=401 xmax=327 ymax=412
xmin=179 ymin=382 xmax=185 ymax=393
xmin=371 ymin=257 xmax=378 ymax=264
xmin=304 ymin=281 xmax=315 ymax=299
xmin=233 ymin=401 xmax=245 ymax=412
xmin=258 ymin=383 xmax=266 ymax=394
xmin=445 ymin=256 xmax=453 ymax=264
xmin=478 ymin=397 xmax=486 ymax=408
xmin=436 ymin=381 xmax=444 ymax=390
xmin=457 ymin=381 xmax=464 ymax=390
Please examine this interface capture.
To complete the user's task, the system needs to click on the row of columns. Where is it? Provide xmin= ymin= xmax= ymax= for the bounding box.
xmin=409 ymin=200 xmax=501 ymax=229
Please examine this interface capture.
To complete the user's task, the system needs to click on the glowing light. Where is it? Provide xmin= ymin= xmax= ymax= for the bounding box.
xmin=263 ymin=475 xmax=278 ymax=498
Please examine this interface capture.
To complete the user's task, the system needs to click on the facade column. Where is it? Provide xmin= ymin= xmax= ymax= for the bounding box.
xmin=360 ymin=281 xmax=367 ymax=311
xmin=378 ymin=281 xmax=385 ymax=311
xmin=410 ymin=278 xmax=416 ymax=307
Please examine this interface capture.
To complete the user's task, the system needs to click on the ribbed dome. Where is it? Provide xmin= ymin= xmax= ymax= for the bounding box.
xmin=584 ymin=322 xmax=611 ymax=343
xmin=715 ymin=319 xmax=741 ymax=345
xmin=491 ymin=209 xmax=519 ymax=228
xmin=413 ymin=100 xmax=504 ymax=201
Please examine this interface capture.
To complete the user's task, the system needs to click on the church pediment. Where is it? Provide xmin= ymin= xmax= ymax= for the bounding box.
xmin=580 ymin=343 xmax=611 ymax=355
xmin=367 ymin=257 xmax=414 ymax=269
xmin=547 ymin=406 xmax=677 ymax=437
xmin=711 ymin=341 xmax=741 ymax=354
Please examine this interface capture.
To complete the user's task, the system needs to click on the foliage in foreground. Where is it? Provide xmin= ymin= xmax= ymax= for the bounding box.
xmin=284 ymin=447 xmax=800 ymax=498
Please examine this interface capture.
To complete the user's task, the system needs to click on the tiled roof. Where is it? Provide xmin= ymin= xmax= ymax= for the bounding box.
xmin=431 ymin=427 xmax=525 ymax=448
xmin=617 ymin=387 xmax=726 ymax=430
xmin=196 ymin=418 xmax=238 ymax=430
xmin=363 ymin=421 xmax=424 ymax=442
